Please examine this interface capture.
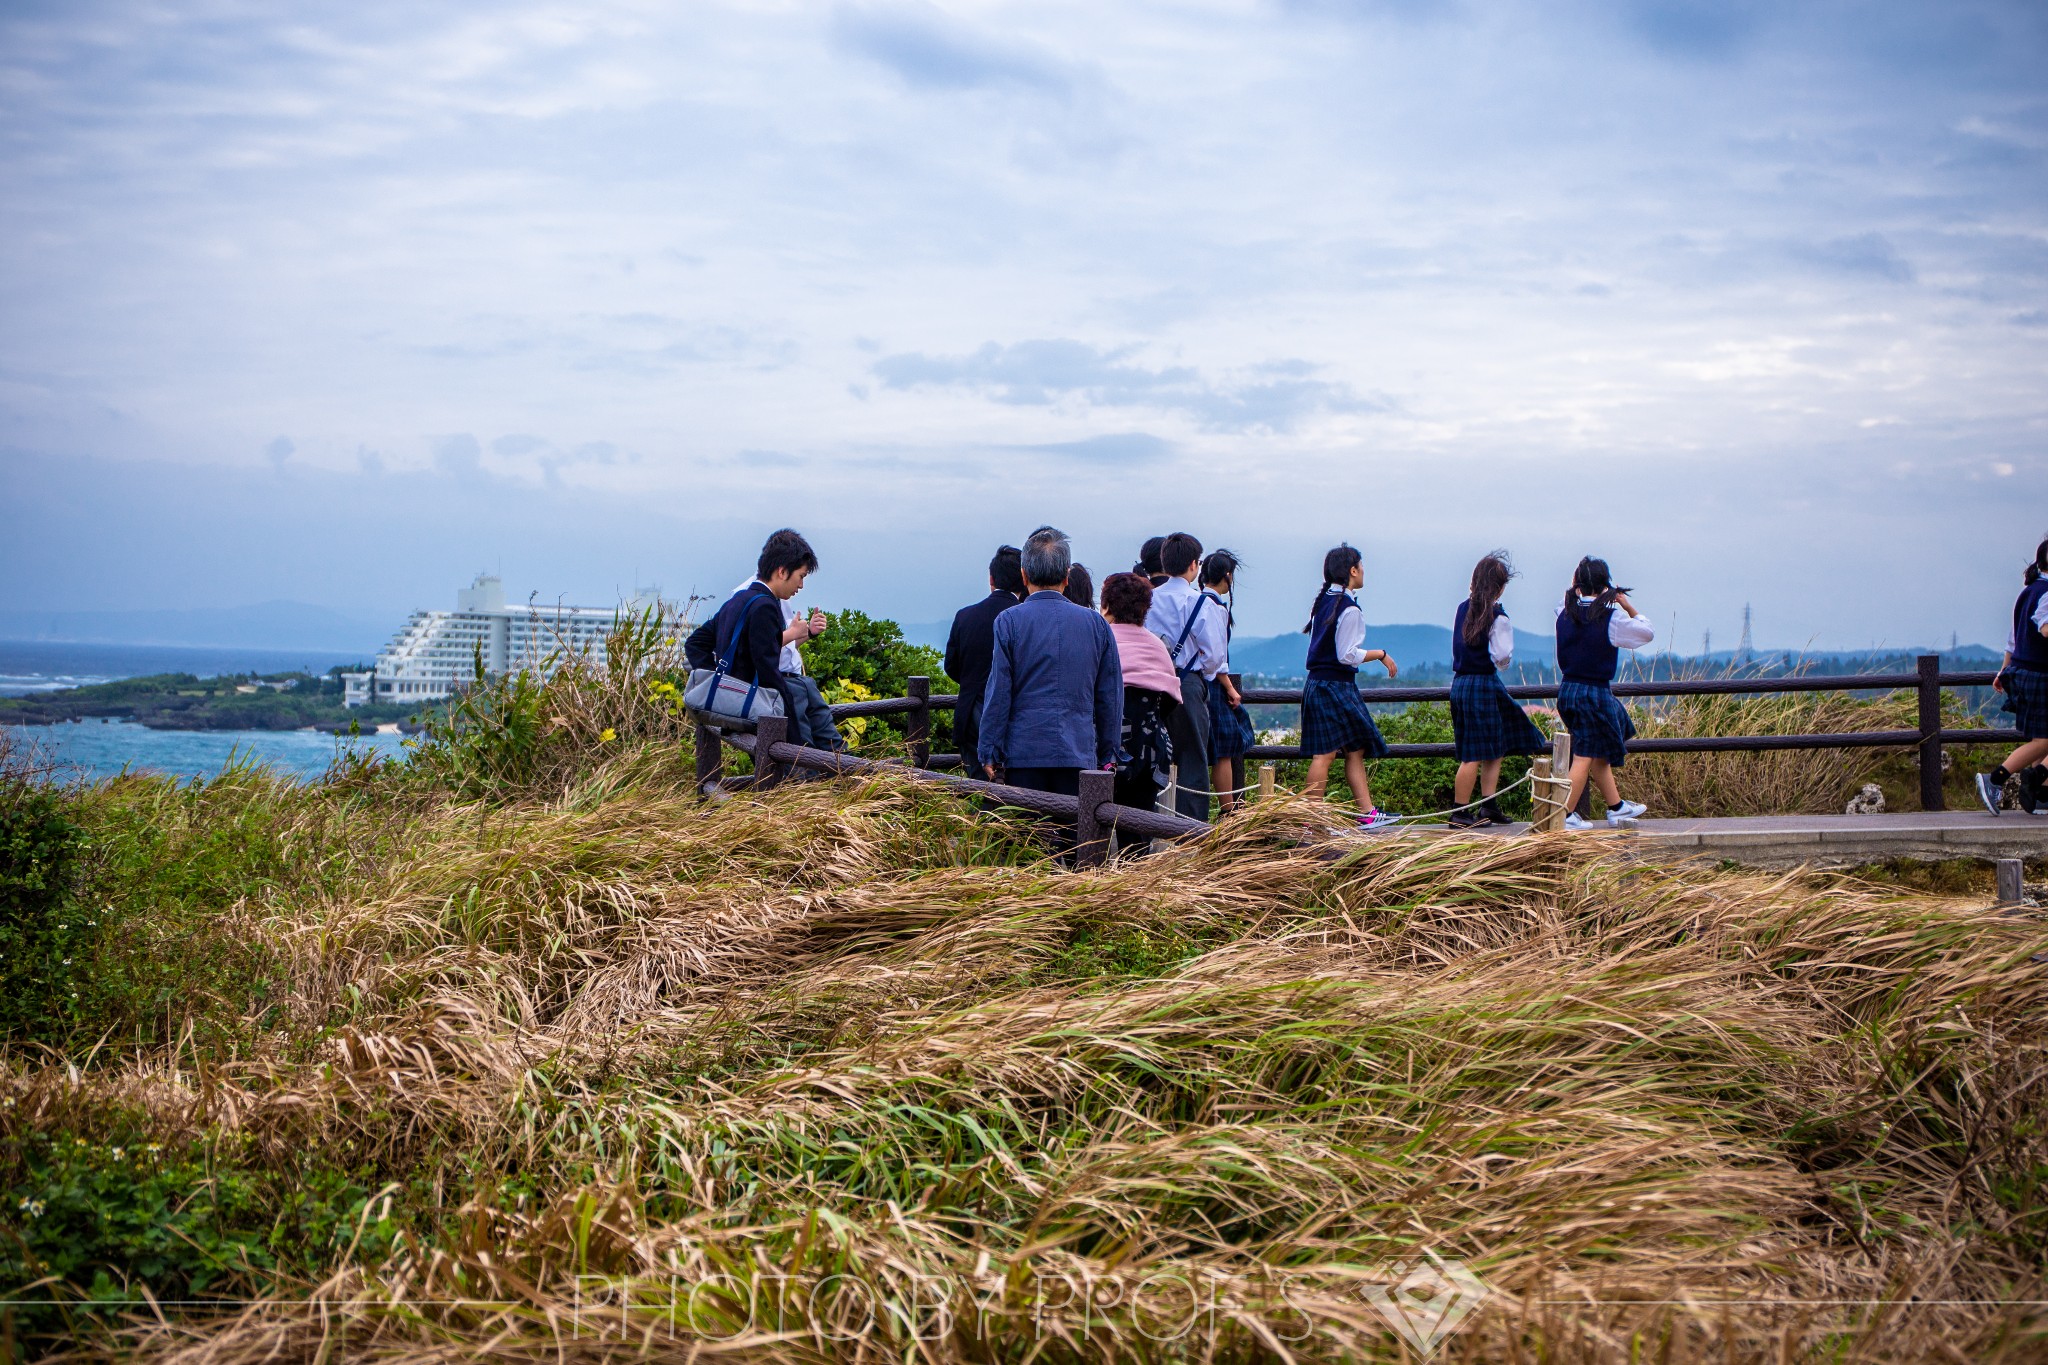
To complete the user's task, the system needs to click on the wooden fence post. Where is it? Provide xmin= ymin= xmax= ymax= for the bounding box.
xmin=1917 ymin=654 xmax=1945 ymax=811
xmin=1995 ymin=858 xmax=2025 ymax=906
xmin=1538 ymin=731 xmax=1574 ymax=832
xmin=906 ymin=675 xmax=931 ymax=769
xmin=1074 ymin=768 xmax=1114 ymax=868
xmin=1258 ymin=763 xmax=1276 ymax=802
xmin=1529 ymin=756 xmax=1552 ymax=831
xmin=694 ymin=718 xmax=722 ymax=796
xmin=753 ymin=715 xmax=788 ymax=790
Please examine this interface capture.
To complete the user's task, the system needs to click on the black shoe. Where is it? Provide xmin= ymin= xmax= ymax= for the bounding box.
xmin=2021 ymin=765 xmax=2047 ymax=815
xmin=1447 ymin=808 xmax=1485 ymax=829
xmin=1480 ymin=798 xmax=1510 ymax=826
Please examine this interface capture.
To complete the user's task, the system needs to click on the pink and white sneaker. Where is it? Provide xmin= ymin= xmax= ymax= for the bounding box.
xmin=1355 ymin=808 xmax=1402 ymax=829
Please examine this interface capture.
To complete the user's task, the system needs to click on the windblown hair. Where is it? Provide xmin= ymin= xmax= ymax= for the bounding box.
xmin=757 ymin=528 xmax=818 ymax=580
xmin=1465 ymin=551 xmax=1515 ymax=648
xmin=1063 ymin=564 xmax=1095 ymax=609
xmin=1304 ymin=544 xmax=1363 ymax=633
xmin=1200 ymin=549 xmax=1240 ymax=589
xmin=1565 ymin=555 xmax=1632 ymax=626
xmin=1099 ymin=572 xmax=1153 ymax=626
xmin=2029 ymin=536 xmax=2048 ymax=586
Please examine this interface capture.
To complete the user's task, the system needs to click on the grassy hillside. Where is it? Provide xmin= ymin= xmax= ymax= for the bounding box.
xmin=2 ymin=634 xmax=2046 ymax=1361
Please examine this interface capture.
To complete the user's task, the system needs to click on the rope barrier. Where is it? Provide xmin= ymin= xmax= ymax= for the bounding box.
xmin=1173 ymin=760 xmax=1563 ymax=825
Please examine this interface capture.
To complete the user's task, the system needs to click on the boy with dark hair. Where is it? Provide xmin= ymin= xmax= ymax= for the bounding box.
xmin=688 ymin=529 xmax=842 ymax=750
xmin=1143 ymin=531 xmax=1224 ymax=821
xmin=1158 ymin=532 xmax=1202 ymax=579
xmin=944 ymin=545 xmax=1024 ymax=773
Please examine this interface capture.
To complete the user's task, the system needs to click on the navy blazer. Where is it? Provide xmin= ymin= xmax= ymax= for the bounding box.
xmin=978 ymin=591 xmax=1124 ymax=771
xmin=943 ymin=589 xmax=1018 ymax=724
xmin=684 ymin=583 xmax=784 ymax=686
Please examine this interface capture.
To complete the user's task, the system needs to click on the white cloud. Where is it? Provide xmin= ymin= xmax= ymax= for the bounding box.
xmin=0 ymin=0 xmax=2043 ymax=647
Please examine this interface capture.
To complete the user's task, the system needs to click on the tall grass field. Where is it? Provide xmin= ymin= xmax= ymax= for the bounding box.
xmin=3 ymin=618 xmax=2043 ymax=1362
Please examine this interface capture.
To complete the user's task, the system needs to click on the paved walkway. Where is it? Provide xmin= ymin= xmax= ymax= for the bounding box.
xmin=1405 ymin=810 xmax=2048 ymax=869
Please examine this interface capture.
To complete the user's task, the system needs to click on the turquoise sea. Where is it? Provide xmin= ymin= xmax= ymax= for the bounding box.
xmin=2 ymin=639 xmax=404 ymax=783
xmin=7 ymin=719 xmax=407 ymax=783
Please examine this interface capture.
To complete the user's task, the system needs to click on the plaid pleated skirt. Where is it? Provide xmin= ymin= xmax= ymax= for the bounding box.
xmin=1300 ymin=678 xmax=1390 ymax=758
xmin=1450 ymin=673 xmax=1548 ymax=762
xmin=2003 ymin=665 xmax=2048 ymax=740
xmin=1208 ymin=682 xmax=1253 ymax=760
xmin=1556 ymin=679 xmax=1636 ymax=766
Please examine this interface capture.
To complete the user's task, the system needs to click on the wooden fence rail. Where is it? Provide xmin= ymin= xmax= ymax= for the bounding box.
xmin=698 ymin=655 xmax=2016 ymax=826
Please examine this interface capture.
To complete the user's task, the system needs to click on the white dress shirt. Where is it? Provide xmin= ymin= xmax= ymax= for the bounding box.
xmin=2006 ymin=592 xmax=2048 ymax=654
xmin=1332 ymin=599 xmax=1368 ymax=667
xmin=1567 ymin=597 xmax=1657 ymax=649
xmin=1145 ymin=576 xmax=1230 ymax=679
xmin=1487 ymin=612 xmax=1514 ymax=668
xmin=733 ymin=578 xmax=804 ymax=675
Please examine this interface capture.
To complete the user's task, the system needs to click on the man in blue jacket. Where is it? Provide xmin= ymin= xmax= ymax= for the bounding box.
xmin=978 ymin=526 xmax=1123 ymax=812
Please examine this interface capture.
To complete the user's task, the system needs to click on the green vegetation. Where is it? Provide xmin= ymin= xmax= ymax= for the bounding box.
xmin=4 ymin=622 xmax=2045 ymax=1361
xmin=0 ymin=667 xmax=414 ymax=732
xmin=796 ymin=607 xmax=956 ymax=748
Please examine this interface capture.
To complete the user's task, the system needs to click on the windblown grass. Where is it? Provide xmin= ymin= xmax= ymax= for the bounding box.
xmin=2 ymin=765 xmax=2044 ymax=1362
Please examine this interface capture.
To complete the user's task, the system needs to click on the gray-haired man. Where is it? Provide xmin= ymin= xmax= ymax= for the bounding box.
xmin=977 ymin=526 xmax=1123 ymax=816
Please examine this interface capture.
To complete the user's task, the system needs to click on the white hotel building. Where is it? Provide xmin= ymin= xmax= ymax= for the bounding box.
xmin=341 ymin=575 xmax=633 ymax=707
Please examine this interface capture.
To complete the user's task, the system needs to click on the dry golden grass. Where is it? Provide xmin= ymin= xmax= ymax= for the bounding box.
xmin=5 ymin=773 xmax=2047 ymax=1363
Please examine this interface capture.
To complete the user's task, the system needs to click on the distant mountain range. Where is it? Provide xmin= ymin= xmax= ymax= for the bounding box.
xmin=0 ymin=602 xmax=391 ymax=653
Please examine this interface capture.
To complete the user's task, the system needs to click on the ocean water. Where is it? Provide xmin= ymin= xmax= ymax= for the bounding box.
xmin=1 ymin=639 xmax=394 ymax=782
xmin=7 ymin=718 xmax=407 ymax=783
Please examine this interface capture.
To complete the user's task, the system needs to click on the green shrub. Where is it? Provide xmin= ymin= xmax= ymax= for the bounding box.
xmin=797 ymin=609 xmax=956 ymax=748
xmin=1361 ymin=702 xmax=1541 ymax=820
xmin=2 ymin=1128 xmax=405 ymax=1342
xmin=0 ymin=785 xmax=91 ymax=1040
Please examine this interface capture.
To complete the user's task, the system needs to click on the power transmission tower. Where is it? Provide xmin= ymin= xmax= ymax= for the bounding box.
xmin=1738 ymin=604 xmax=1752 ymax=663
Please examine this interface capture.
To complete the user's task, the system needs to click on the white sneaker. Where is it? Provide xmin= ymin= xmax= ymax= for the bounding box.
xmin=1563 ymin=812 xmax=1592 ymax=830
xmin=1607 ymin=800 xmax=1647 ymax=826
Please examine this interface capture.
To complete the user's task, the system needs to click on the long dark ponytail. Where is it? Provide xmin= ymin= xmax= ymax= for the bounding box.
xmin=1305 ymin=544 xmax=1363 ymax=632
xmin=1565 ymin=556 xmax=1631 ymax=626
xmin=1464 ymin=551 xmax=1514 ymax=648
xmin=2029 ymin=536 xmax=2048 ymax=586
xmin=1202 ymin=549 xmax=1241 ymax=635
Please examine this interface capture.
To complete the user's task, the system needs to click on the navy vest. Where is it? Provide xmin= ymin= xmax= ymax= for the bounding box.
xmin=1306 ymin=590 xmax=1360 ymax=682
xmin=1556 ymin=601 xmax=1620 ymax=684
xmin=1452 ymin=602 xmax=1504 ymax=677
xmin=2015 ymin=579 xmax=2048 ymax=671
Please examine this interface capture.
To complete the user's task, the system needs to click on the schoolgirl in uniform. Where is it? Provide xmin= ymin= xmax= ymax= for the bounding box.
xmin=1301 ymin=544 xmax=1401 ymax=828
xmin=1976 ymin=536 xmax=2048 ymax=816
xmin=1200 ymin=549 xmax=1255 ymax=814
xmin=1554 ymin=556 xmax=1655 ymax=828
xmin=1447 ymin=551 xmax=1549 ymax=828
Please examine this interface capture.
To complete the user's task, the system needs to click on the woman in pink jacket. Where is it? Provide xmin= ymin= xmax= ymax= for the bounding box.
xmin=1100 ymin=572 xmax=1181 ymax=814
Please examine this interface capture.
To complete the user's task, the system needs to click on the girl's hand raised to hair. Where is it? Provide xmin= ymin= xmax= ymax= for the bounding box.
xmin=1614 ymin=592 xmax=1637 ymax=617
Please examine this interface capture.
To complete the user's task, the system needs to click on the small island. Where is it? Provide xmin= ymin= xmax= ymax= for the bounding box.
xmin=0 ymin=668 xmax=422 ymax=732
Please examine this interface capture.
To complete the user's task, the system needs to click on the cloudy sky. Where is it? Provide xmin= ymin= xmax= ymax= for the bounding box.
xmin=2 ymin=0 xmax=2044 ymax=647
